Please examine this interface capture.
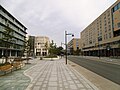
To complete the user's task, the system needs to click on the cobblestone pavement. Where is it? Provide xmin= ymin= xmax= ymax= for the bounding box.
xmin=0 ymin=59 xmax=39 ymax=90
xmin=0 ymin=64 xmax=32 ymax=90
xmin=25 ymin=59 xmax=98 ymax=90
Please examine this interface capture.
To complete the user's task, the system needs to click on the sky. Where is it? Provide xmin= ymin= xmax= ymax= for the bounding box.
xmin=0 ymin=0 xmax=117 ymax=46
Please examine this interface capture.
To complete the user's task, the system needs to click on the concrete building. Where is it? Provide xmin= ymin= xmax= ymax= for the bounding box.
xmin=67 ymin=38 xmax=81 ymax=55
xmin=81 ymin=0 xmax=120 ymax=57
xmin=35 ymin=36 xmax=50 ymax=56
xmin=0 ymin=5 xmax=27 ymax=57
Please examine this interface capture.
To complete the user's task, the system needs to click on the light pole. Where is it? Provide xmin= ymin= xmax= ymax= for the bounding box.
xmin=65 ymin=31 xmax=74 ymax=64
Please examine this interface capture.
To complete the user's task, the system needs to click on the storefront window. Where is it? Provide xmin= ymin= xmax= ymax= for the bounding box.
xmin=114 ymin=5 xmax=118 ymax=11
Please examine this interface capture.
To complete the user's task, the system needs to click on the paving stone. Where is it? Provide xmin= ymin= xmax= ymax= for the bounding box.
xmin=63 ymin=82 xmax=68 ymax=86
xmin=49 ymin=77 xmax=57 ymax=81
xmin=41 ymin=88 xmax=46 ymax=90
xmin=44 ymin=81 xmax=48 ymax=84
xmin=59 ymin=84 xmax=62 ymax=87
xmin=66 ymin=77 xmax=72 ymax=80
xmin=39 ymin=78 xmax=44 ymax=81
xmin=35 ymin=82 xmax=42 ymax=85
xmin=64 ymin=85 xmax=69 ymax=89
xmin=60 ymin=88 xmax=63 ymax=90
xmin=74 ymin=80 xmax=80 ymax=84
xmin=68 ymin=80 xmax=75 ymax=84
xmin=48 ymin=82 xmax=57 ymax=86
xmin=48 ymin=87 xmax=57 ymax=90
xmin=70 ymin=84 xmax=78 ymax=89
xmin=42 ymin=84 xmax=47 ymax=87
xmin=85 ymin=84 xmax=92 ymax=89
xmin=3 ymin=59 xmax=98 ymax=90
xmin=77 ymin=84 xmax=84 ymax=88
xmin=33 ymin=86 xmax=40 ymax=90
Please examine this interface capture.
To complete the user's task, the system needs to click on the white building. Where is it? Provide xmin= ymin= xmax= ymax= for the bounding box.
xmin=35 ymin=36 xmax=50 ymax=56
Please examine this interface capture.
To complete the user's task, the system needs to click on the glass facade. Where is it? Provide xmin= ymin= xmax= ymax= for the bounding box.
xmin=113 ymin=2 xmax=120 ymax=12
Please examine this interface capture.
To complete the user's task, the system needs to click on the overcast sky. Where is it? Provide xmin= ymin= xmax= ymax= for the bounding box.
xmin=0 ymin=0 xmax=116 ymax=46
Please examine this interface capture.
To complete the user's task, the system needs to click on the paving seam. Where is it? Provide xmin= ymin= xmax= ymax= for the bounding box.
xmin=58 ymin=60 xmax=70 ymax=89
xmin=25 ymin=61 xmax=50 ymax=90
xmin=62 ymin=61 xmax=84 ymax=89
xmin=61 ymin=60 xmax=94 ymax=90
xmin=68 ymin=63 xmax=99 ymax=90
xmin=31 ymin=61 xmax=53 ymax=90
xmin=24 ymin=61 xmax=46 ymax=81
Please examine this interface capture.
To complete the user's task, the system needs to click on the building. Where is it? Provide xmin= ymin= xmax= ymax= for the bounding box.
xmin=27 ymin=35 xmax=35 ymax=57
xmin=35 ymin=36 xmax=50 ymax=56
xmin=81 ymin=0 xmax=120 ymax=57
xmin=0 ymin=5 xmax=27 ymax=57
xmin=67 ymin=38 xmax=81 ymax=55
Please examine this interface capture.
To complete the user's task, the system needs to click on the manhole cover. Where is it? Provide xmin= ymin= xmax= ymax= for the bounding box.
xmin=71 ymin=65 xmax=76 ymax=67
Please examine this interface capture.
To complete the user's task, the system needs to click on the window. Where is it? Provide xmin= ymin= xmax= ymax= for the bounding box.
xmin=106 ymin=34 xmax=108 ymax=39
xmin=105 ymin=27 xmax=107 ymax=32
xmin=104 ymin=35 xmax=105 ymax=40
xmin=117 ymin=22 xmax=120 ymax=28
xmin=109 ymin=32 xmax=111 ymax=38
xmin=114 ymin=5 xmax=118 ymax=11
xmin=118 ymin=3 xmax=120 ymax=8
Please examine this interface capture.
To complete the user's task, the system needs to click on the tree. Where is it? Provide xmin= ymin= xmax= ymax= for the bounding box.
xmin=24 ymin=39 xmax=31 ymax=64
xmin=49 ymin=40 xmax=56 ymax=56
xmin=2 ymin=25 xmax=14 ymax=63
xmin=56 ymin=46 xmax=63 ymax=55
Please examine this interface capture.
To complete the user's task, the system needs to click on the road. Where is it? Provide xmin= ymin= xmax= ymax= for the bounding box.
xmin=68 ymin=56 xmax=120 ymax=85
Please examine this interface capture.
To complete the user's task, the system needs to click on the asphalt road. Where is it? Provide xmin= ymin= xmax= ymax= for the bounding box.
xmin=68 ymin=56 xmax=120 ymax=85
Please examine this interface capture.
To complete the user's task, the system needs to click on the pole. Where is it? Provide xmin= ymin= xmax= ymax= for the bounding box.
xmin=65 ymin=31 xmax=67 ymax=64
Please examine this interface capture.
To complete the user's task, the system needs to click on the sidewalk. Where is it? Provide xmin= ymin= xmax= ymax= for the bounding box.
xmin=25 ymin=59 xmax=98 ymax=90
xmin=78 ymin=56 xmax=120 ymax=65
xmin=0 ymin=59 xmax=39 ymax=90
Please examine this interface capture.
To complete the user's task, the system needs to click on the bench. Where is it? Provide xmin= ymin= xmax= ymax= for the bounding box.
xmin=0 ymin=64 xmax=13 ymax=75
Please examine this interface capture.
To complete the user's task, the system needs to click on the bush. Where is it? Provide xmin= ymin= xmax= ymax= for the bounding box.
xmin=0 ymin=62 xmax=10 ymax=66
xmin=44 ymin=55 xmax=57 ymax=58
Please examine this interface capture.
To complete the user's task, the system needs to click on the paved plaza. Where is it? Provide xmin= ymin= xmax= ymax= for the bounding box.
xmin=25 ymin=59 xmax=98 ymax=90
xmin=0 ymin=58 xmax=99 ymax=90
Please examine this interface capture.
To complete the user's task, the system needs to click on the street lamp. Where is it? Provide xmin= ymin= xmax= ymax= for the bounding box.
xmin=65 ymin=31 xmax=74 ymax=64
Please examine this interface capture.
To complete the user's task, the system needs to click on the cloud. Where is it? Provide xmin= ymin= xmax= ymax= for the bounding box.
xmin=0 ymin=0 xmax=117 ymax=46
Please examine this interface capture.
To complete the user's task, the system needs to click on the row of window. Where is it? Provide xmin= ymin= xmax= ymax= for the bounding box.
xmin=0 ymin=6 xmax=26 ymax=31
xmin=0 ymin=24 xmax=25 ymax=42
xmin=0 ymin=15 xmax=26 ymax=36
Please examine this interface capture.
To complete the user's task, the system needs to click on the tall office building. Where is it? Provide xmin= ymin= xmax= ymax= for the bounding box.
xmin=0 ymin=5 xmax=27 ymax=57
xmin=81 ymin=0 xmax=120 ymax=56
xmin=35 ymin=36 xmax=50 ymax=56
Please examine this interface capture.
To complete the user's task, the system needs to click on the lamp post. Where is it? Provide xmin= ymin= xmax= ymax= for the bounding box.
xmin=65 ymin=31 xmax=74 ymax=64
